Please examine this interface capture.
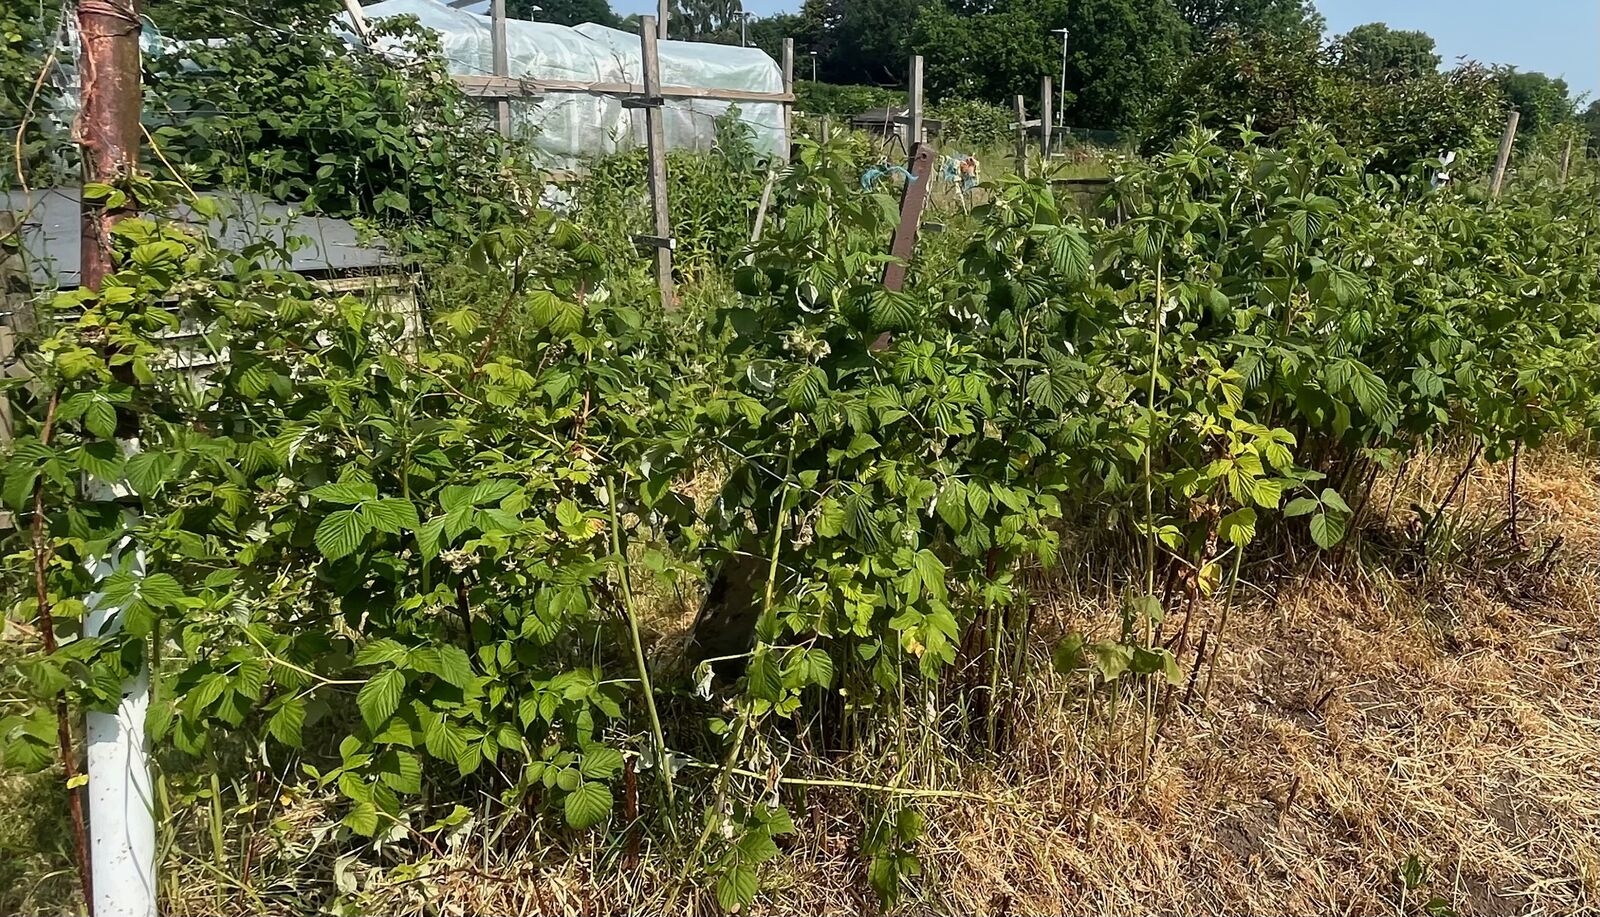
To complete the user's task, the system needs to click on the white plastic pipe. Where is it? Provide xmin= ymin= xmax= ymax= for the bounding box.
xmin=82 ymin=538 xmax=158 ymax=917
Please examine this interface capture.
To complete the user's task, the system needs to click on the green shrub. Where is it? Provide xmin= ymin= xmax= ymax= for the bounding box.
xmin=793 ymin=80 xmax=904 ymax=117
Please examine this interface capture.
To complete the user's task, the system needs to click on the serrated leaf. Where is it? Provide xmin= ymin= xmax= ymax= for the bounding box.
xmin=355 ymin=638 xmax=410 ymax=667
xmin=1309 ymin=511 xmax=1346 ymax=550
xmin=379 ymin=749 xmax=423 ymax=794
xmin=342 ymin=800 xmax=380 ymax=836
xmin=563 ymin=780 xmax=612 ymax=829
xmin=716 ymin=861 xmax=760 ymax=912
xmin=1219 ymin=507 xmax=1257 ymax=548
xmin=935 ymin=481 xmax=968 ymax=532
xmin=736 ymin=830 xmax=781 ymax=862
xmin=84 ymin=399 xmax=116 ymax=439
xmin=267 ymin=698 xmax=306 ymax=747
xmin=356 ymin=668 xmax=405 ymax=731
xmin=138 ymin=573 xmax=185 ymax=608
xmin=1284 ymin=496 xmax=1319 ymax=517
xmin=315 ymin=508 xmax=370 ymax=561
xmin=578 ymin=745 xmax=624 ymax=779
xmin=1320 ymin=488 xmax=1352 ymax=514
xmin=1051 ymin=632 xmax=1085 ymax=675
xmin=311 ymin=481 xmax=378 ymax=505
xmin=418 ymin=644 xmax=474 ymax=688
xmin=1089 ymin=641 xmax=1132 ymax=680
xmin=361 ymin=498 xmax=420 ymax=534
xmin=122 ymin=452 xmax=169 ymax=495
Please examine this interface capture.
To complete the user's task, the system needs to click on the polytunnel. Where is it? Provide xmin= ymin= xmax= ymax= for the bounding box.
xmin=361 ymin=0 xmax=788 ymax=168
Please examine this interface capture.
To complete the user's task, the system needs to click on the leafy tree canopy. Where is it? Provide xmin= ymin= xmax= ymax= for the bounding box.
xmin=1334 ymin=22 xmax=1441 ymax=81
xmin=1177 ymin=0 xmax=1323 ymax=38
xmin=509 ymin=0 xmax=622 ymax=28
xmin=1495 ymin=67 xmax=1577 ymax=139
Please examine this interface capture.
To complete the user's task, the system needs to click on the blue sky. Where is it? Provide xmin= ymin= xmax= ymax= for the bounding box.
xmin=614 ymin=0 xmax=1599 ymax=98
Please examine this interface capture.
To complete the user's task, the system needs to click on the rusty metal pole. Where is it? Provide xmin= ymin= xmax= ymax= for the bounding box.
xmin=77 ymin=5 xmax=156 ymax=917
xmin=78 ymin=0 xmax=142 ymax=293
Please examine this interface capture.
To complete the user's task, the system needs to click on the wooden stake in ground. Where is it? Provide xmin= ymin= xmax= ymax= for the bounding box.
xmin=907 ymin=55 xmax=924 ymax=151
xmin=491 ymin=0 xmax=511 ymax=137
xmin=1559 ymin=136 xmax=1574 ymax=184
xmin=881 ymin=143 xmax=936 ymax=295
xmin=1014 ymin=94 xmax=1030 ymax=179
xmin=781 ymin=39 xmax=794 ymax=162
xmin=747 ymin=170 xmax=777 ymax=258
xmin=1041 ymin=76 xmax=1053 ymax=163
xmin=638 ymin=16 xmax=675 ymax=309
xmin=1490 ymin=109 xmax=1519 ymax=200
xmin=0 ymin=210 xmax=22 ymax=445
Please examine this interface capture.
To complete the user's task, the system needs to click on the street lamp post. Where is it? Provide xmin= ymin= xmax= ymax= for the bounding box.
xmin=740 ymin=10 xmax=754 ymax=47
xmin=809 ymin=50 xmax=818 ymax=81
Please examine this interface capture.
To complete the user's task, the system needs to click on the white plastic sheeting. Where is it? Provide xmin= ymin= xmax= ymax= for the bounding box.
xmin=362 ymin=0 xmax=786 ymax=167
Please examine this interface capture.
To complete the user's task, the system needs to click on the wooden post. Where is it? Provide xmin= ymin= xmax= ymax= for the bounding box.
xmin=907 ymin=55 xmax=924 ymax=151
xmin=881 ymin=144 xmax=936 ymax=293
xmin=1490 ymin=109 xmax=1519 ymax=200
xmin=1040 ymin=76 xmax=1053 ymax=162
xmin=640 ymin=16 xmax=675 ymax=308
xmin=1559 ymin=135 xmax=1574 ymax=184
xmin=820 ymin=115 xmax=831 ymax=142
xmin=748 ymin=170 xmax=777 ymax=254
xmin=491 ymin=0 xmax=511 ymax=137
xmin=657 ymin=0 xmax=668 ymax=39
xmin=781 ymin=39 xmax=795 ymax=162
xmin=1013 ymin=94 xmax=1029 ymax=179
xmin=0 ymin=211 xmax=20 ymax=445
xmin=341 ymin=0 xmax=373 ymax=43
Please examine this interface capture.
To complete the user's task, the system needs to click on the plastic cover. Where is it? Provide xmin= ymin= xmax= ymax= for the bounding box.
xmin=362 ymin=0 xmax=786 ymax=167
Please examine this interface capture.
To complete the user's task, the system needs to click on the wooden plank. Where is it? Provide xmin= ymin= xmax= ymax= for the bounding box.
xmin=657 ymin=0 xmax=668 ymax=39
xmin=871 ymin=144 xmax=937 ymax=352
xmin=0 ymin=211 xmax=20 ymax=447
xmin=881 ymin=143 xmax=936 ymax=294
xmin=1013 ymin=94 xmax=1029 ymax=179
xmin=640 ymin=16 xmax=675 ymax=309
xmin=341 ymin=0 xmax=372 ymax=43
xmin=1559 ymin=136 xmax=1574 ymax=183
xmin=1490 ymin=109 xmax=1519 ymax=199
xmin=746 ymin=170 xmax=777 ymax=261
xmin=781 ymin=39 xmax=794 ymax=162
xmin=455 ymin=75 xmax=795 ymax=103
xmin=1041 ymin=76 xmax=1053 ymax=161
xmin=491 ymin=0 xmax=511 ymax=137
xmin=907 ymin=55 xmax=924 ymax=149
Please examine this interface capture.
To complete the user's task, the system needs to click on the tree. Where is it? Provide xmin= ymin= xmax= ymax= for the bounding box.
xmin=670 ymin=0 xmax=744 ymax=42
xmin=1062 ymin=0 xmax=1190 ymax=130
xmin=509 ymin=0 xmax=620 ymax=28
xmin=747 ymin=13 xmax=804 ymax=61
xmin=1585 ymin=100 xmax=1600 ymax=153
xmin=912 ymin=1 xmax=1059 ymax=104
xmin=1147 ymin=28 xmax=1503 ymax=174
xmin=1495 ymin=68 xmax=1576 ymax=139
xmin=1334 ymin=22 xmax=1440 ymax=81
xmin=1177 ymin=0 xmax=1322 ymax=39
xmin=144 ymin=0 xmax=338 ymax=37
xmin=803 ymin=0 xmax=922 ymax=86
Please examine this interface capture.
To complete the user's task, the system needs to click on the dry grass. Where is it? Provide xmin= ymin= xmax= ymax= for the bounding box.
xmin=897 ymin=446 xmax=1599 ymax=917
xmin=7 ymin=448 xmax=1597 ymax=916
